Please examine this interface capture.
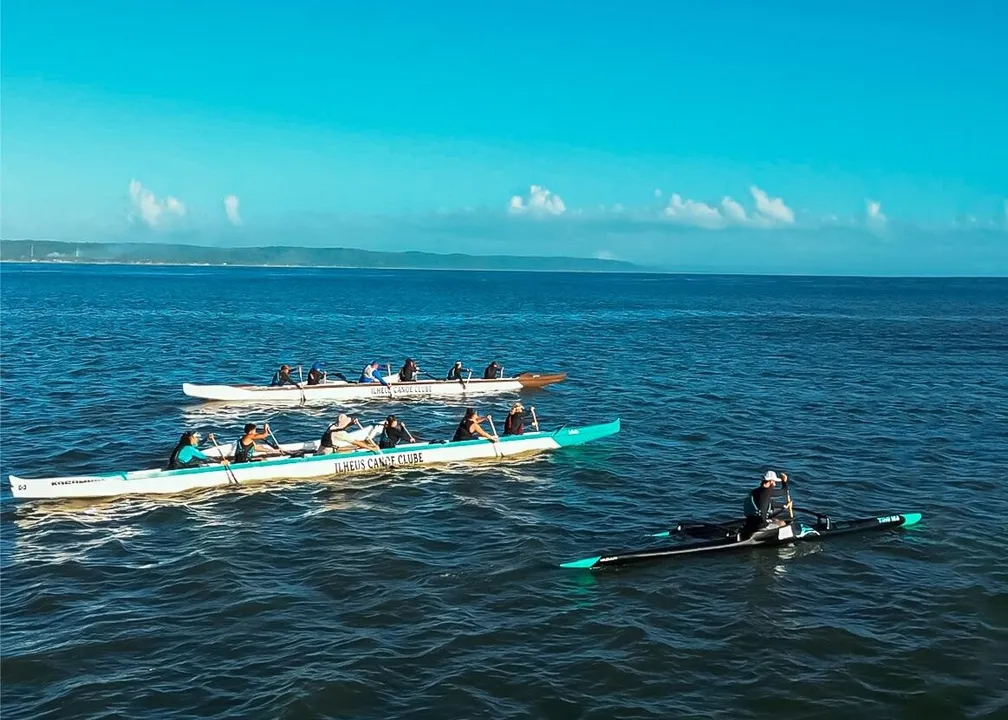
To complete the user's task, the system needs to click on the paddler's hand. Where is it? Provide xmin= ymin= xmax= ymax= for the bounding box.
xmin=208 ymin=433 xmax=216 ymax=441
xmin=781 ymin=472 xmax=788 ymax=483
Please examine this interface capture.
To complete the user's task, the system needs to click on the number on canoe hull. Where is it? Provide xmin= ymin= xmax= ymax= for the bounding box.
xmin=876 ymin=515 xmax=901 ymax=524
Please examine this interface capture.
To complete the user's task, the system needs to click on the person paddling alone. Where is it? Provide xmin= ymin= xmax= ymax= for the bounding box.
xmin=503 ymin=402 xmax=526 ymax=436
xmin=742 ymin=471 xmax=792 ymax=538
xmin=452 ymin=408 xmax=498 ymax=442
xmin=233 ymin=423 xmax=274 ymax=463
xmin=166 ymin=431 xmax=229 ymax=470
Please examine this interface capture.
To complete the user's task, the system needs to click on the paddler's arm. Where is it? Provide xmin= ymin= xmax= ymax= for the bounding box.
xmin=473 ymin=422 xmax=498 ymax=443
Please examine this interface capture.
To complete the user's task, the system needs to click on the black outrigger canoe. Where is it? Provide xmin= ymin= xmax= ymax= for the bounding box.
xmin=560 ymin=510 xmax=922 ymax=570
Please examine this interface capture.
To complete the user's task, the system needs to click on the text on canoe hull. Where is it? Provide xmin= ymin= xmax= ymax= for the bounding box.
xmin=333 ymin=451 xmax=425 ymax=473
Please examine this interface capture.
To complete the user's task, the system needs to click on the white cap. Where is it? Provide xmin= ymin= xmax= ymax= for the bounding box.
xmin=335 ymin=414 xmax=352 ymax=430
xmin=763 ymin=470 xmax=780 ymax=483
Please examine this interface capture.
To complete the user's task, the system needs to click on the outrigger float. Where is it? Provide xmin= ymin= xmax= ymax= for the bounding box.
xmin=182 ymin=371 xmax=567 ymax=404
xmin=8 ymin=419 xmax=619 ymax=500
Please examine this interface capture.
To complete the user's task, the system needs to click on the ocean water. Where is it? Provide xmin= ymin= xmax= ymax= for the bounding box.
xmin=1 ymin=264 xmax=1007 ymax=720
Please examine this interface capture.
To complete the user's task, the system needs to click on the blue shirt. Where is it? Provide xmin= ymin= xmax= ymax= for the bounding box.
xmin=177 ymin=445 xmax=211 ymax=464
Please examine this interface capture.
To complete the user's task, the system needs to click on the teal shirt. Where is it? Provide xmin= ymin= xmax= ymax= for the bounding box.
xmin=177 ymin=445 xmax=211 ymax=464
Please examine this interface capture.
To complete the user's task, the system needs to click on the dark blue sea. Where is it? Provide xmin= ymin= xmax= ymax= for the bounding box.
xmin=2 ymin=264 xmax=1007 ymax=719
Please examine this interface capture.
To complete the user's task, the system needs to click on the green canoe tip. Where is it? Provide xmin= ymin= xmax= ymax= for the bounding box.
xmin=902 ymin=512 xmax=922 ymax=527
xmin=560 ymin=555 xmax=601 ymax=569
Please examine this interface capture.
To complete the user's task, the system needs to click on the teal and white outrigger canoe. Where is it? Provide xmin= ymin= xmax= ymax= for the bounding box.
xmin=8 ymin=419 xmax=620 ymax=500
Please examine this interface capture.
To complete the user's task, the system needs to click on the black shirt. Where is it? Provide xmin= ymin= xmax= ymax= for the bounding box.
xmin=380 ymin=423 xmax=411 ymax=449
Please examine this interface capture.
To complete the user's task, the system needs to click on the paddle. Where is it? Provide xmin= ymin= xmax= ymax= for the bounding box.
xmin=486 ymin=414 xmax=502 ymax=457
xmin=781 ymin=473 xmax=794 ymax=520
xmin=530 ymin=406 xmax=540 ymax=432
xmin=207 ymin=433 xmax=239 ymax=485
xmin=267 ymin=425 xmax=287 ymax=456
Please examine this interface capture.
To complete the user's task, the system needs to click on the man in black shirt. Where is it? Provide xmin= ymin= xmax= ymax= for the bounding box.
xmin=742 ymin=471 xmax=792 ymax=538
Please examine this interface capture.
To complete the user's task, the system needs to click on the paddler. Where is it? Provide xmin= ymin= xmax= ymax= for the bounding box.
xmin=166 ymin=431 xmax=230 ymax=470
xmin=270 ymin=364 xmax=299 ymax=387
xmin=452 ymin=408 xmax=498 ymax=443
xmin=379 ymin=415 xmax=417 ymax=449
xmin=306 ymin=362 xmax=327 ymax=386
xmin=318 ymin=414 xmax=381 ymax=454
xmin=503 ymin=402 xmax=526 ymax=436
xmin=233 ymin=423 xmax=275 ymax=463
xmin=447 ymin=361 xmax=470 ymax=381
xmin=742 ymin=471 xmax=792 ymax=538
xmin=359 ymin=361 xmax=390 ymax=387
xmin=398 ymin=358 xmax=420 ymax=382
xmin=483 ymin=360 xmax=502 ymax=379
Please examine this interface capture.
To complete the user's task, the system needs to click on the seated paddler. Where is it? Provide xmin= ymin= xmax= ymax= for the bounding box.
xmin=483 ymin=360 xmax=502 ymax=379
xmin=306 ymin=362 xmax=327 ymax=386
xmin=270 ymin=364 xmax=299 ymax=387
xmin=379 ymin=414 xmax=417 ymax=449
xmin=503 ymin=402 xmax=526 ymax=436
xmin=233 ymin=423 xmax=275 ymax=463
xmin=319 ymin=414 xmax=381 ymax=454
xmin=742 ymin=470 xmax=792 ymax=538
xmin=359 ymin=361 xmax=390 ymax=387
xmin=167 ymin=431 xmax=230 ymax=470
xmin=398 ymin=358 xmax=420 ymax=382
xmin=452 ymin=408 xmax=498 ymax=443
xmin=447 ymin=361 xmax=470 ymax=381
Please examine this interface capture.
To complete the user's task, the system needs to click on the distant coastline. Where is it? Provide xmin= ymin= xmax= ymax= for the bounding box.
xmin=0 ymin=239 xmax=639 ymax=273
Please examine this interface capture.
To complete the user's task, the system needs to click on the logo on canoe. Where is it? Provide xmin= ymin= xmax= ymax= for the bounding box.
xmin=876 ymin=515 xmax=900 ymax=524
xmin=369 ymin=384 xmax=435 ymax=397
xmin=333 ymin=451 xmax=425 ymax=474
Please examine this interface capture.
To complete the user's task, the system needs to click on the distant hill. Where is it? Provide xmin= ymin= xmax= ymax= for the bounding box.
xmin=0 ymin=239 xmax=638 ymax=272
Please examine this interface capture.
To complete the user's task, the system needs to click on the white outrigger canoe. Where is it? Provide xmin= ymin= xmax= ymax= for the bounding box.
xmin=8 ymin=419 xmax=619 ymax=500
xmin=181 ymin=371 xmax=567 ymax=404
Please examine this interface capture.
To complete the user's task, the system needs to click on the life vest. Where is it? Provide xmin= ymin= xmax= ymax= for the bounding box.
xmin=233 ymin=437 xmax=254 ymax=463
xmin=319 ymin=424 xmax=337 ymax=450
xmin=452 ymin=419 xmax=475 ymax=442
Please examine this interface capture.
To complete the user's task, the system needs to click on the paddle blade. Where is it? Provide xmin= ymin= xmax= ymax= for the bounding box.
xmin=560 ymin=555 xmax=601 ymax=569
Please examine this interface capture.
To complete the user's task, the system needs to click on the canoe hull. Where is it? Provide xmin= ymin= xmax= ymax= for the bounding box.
xmin=182 ymin=372 xmax=565 ymax=404
xmin=561 ymin=511 xmax=922 ymax=569
xmin=8 ymin=419 xmax=618 ymax=500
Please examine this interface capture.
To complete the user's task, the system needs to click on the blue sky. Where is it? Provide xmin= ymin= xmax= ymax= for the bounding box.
xmin=2 ymin=0 xmax=1006 ymax=274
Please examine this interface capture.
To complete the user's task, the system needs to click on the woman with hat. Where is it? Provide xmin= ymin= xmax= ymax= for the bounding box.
xmin=318 ymin=414 xmax=380 ymax=454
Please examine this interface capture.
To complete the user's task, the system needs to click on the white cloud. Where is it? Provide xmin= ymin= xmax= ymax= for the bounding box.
xmin=750 ymin=186 xmax=795 ymax=225
xmin=508 ymin=185 xmax=566 ymax=215
xmin=224 ymin=194 xmax=242 ymax=225
xmin=866 ymin=199 xmax=887 ymax=227
xmin=720 ymin=196 xmax=748 ymax=223
xmin=661 ymin=186 xmax=795 ymax=229
xmin=129 ymin=179 xmax=186 ymax=228
xmin=663 ymin=193 xmax=725 ymax=227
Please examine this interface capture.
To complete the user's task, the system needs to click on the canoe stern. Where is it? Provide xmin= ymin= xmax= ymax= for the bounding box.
xmin=515 ymin=372 xmax=567 ymax=389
